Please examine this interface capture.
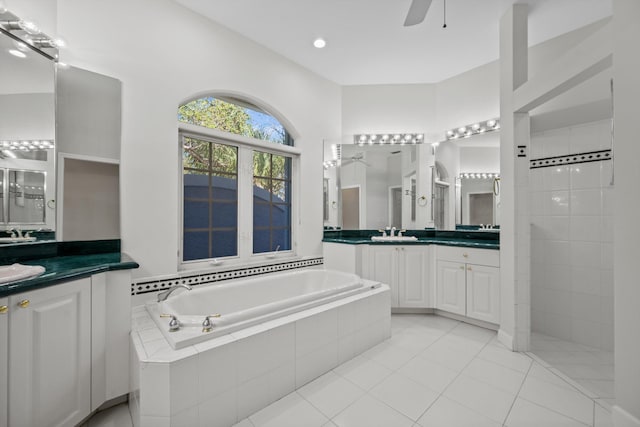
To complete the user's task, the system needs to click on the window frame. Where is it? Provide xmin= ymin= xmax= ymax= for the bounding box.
xmin=178 ymin=122 xmax=300 ymax=270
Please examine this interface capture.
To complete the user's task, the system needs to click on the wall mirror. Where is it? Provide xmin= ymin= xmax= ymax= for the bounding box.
xmin=0 ymin=26 xmax=56 ymax=239
xmin=434 ymin=130 xmax=500 ymax=229
xmin=0 ymin=9 xmax=122 ymax=245
xmin=323 ymin=139 xmax=429 ymax=230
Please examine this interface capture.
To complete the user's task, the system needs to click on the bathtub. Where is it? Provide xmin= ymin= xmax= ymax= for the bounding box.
xmin=132 ymin=268 xmax=390 ymax=426
xmin=146 ymin=269 xmax=379 ymax=349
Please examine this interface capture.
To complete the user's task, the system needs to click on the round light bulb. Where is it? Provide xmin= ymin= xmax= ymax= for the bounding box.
xmin=487 ymin=120 xmax=496 ymax=128
xmin=313 ymin=38 xmax=326 ymax=49
xmin=471 ymin=123 xmax=480 ymax=131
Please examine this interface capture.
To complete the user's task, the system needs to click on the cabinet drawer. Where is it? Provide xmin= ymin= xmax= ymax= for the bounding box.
xmin=436 ymin=246 xmax=499 ymax=267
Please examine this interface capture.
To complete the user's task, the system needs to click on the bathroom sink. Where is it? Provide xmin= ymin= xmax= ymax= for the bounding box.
xmin=371 ymin=236 xmax=418 ymax=242
xmin=0 ymin=263 xmax=46 ymax=284
xmin=0 ymin=237 xmax=37 ymax=243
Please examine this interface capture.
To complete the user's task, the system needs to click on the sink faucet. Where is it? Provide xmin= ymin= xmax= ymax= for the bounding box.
xmin=390 ymin=227 xmax=397 ymax=237
xmin=157 ymin=284 xmax=192 ymax=302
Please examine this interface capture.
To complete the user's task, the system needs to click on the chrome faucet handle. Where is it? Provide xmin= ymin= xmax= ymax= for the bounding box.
xmin=202 ymin=314 xmax=221 ymax=333
xmin=159 ymin=314 xmax=180 ymax=332
xmin=398 ymin=229 xmax=406 ymax=236
xmin=390 ymin=227 xmax=397 ymax=237
xmin=378 ymin=229 xmax=387 ymax=236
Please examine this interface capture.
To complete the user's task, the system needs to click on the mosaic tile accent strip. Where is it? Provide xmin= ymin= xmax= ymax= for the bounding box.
xmin=530 ymin=149 xmax=612 ymax=169
xmin=131 ymin=257 xmax=324 ymax=295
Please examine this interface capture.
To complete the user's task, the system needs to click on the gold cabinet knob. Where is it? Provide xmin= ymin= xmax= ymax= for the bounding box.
xmin=467 ymin=266 xmax=472 ymax=271
xmin=463 ymin=253 xmax=469 ymax=258
xmin=459 ymin=265 xmax=465 ymax=270
xmin=0 ymin=305 xmax=7 ymax=314
xmin=18 ymin=299 xmax=30 ymax=308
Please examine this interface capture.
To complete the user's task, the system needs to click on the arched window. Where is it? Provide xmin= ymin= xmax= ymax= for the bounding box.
xmin=178 ymin=95 xmax=297 ymax=266
xmin=178 ymin=96 xmax=293 ymax=145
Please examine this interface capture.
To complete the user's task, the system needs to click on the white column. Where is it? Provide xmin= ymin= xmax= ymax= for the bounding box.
xmin=613 ymin=0 xmax=640 ymax=425
xmin=498 ymin=4 xmax=530 ymax=350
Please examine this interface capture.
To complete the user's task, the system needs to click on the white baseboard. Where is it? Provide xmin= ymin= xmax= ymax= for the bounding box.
xmin=613 ymin=405 xmax=640 ymax=427
xmin=498 ymin=329 xmax=514 ymax=350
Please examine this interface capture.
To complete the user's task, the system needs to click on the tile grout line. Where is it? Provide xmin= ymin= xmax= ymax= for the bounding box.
xmin=410 ymin=323 xmax=497 ymax=424
xmin=501 ymin=357 xmax=534 ymax=426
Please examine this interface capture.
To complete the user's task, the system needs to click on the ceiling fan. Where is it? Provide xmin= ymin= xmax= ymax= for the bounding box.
xmin=341 ymin=153 xmax=371 ymax=167
xmin=403 ymin=0 xmax=433 ymax=26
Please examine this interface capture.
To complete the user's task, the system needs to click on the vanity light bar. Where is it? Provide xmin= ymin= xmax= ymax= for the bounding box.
xmin=460 ymin=173 xmax=500 ymax=179
xmin=353 ymin=133 xmax=424 ymax=145
xmin=446 ymin=118 xmax=500 ymax=140
xmin=0 ymin=139 xmax=55 ymax=151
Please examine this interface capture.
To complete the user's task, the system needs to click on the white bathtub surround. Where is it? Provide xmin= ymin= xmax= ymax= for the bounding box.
xmin=530 ymin=119 xmax=614 ymax=351
xmin=129 ymin=279 xmax=390 ymax=427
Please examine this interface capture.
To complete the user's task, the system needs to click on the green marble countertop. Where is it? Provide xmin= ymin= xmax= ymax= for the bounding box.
xmin=322 ymin=229 xmax=499 ymax=250
xmin=0 ymin=240 xmax=139 ymax=298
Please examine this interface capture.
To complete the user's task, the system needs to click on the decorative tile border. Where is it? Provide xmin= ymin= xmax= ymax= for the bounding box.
xmin=530 ymin=149 xmax=612 ymax=169
xmin=131 ymin=257 xmax=324 ymax=295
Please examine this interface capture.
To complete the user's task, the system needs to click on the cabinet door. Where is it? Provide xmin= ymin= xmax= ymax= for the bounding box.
xmin=436 ymin=260 xmax=466 ymax=315
xmin=466 ymin=265 xmax=500 ymax=324
xmin=368 ymin=246 xmax=399 ymax=307
xmin=398 ymin=246 xmax=429 ymax=308
xmin=0 ymin=297 xmax=7 ymax=427
xmin=9 ymin=279 xmax=91 ymax=427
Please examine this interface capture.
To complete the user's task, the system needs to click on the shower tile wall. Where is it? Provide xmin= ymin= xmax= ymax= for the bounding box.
xmin=530 ymin=119 xmax=614 ymax=351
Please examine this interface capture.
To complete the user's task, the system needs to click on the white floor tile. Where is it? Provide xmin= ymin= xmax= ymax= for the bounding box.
xmin=519 ymin=376 xmax=594 ymax=425
xmin=369 ymin=372 xmax=439 ymax=421
xmin=594 ymin=403 xmax=614 ymax=427
xmin=248 ymin=392 xmax=328 ymax=427
xmin=443 ymin=374 xmax=517 ymax=424
xmin=418 ymin=342 xmax=477 ymax=372
xmin=232 ymin=419 xmax=255 ymax=427
xmin=396 ymin=356 xmax=459 ymax=393
xmin=333 ymin=355 xmax=393 ymax=390
xmin=84 ymin=403 xmax=133 ymax=427
xmin=526 ymin=362 xmax=578 ymax=391
xmin=332 ymin=395 xmax=414 ymax=427
xmin=416 ymin=396 xmax=501 ymax=427
xmin=477 ymin=343 xmax=533 ymax=373
xmin=297 ymin=371 xmax=365 ymax=419
xmin=99 ymin=315 xmax=610 ymax=427
xmin=505 ymin=398 xmax=588 ymax=427
xmin=361 ymin=340 xmax=420 ymax=370
xmin=461 ymin=357 xmax=527 ymax=395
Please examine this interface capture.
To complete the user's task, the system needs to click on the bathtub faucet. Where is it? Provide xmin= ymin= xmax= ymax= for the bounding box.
xmin=157 ymin=284 xmax=192 ymax=302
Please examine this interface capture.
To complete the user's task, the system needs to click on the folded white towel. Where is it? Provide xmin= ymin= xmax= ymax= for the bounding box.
xmin=0 ymin=263 xmax=46 ymax=284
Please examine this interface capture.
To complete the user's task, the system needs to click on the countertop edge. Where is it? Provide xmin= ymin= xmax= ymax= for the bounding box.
xmin=0 ymin=256 xmax=140 ymax=298
xmin=322 ymin=238 xmax=500 ymax=250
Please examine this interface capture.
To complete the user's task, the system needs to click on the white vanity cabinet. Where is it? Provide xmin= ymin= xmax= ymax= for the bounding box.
xmin=8 ymin=278 xmax=92 ymax=427
xmin=1 ymin=269 xmax=133 ymax=427
xmin=365 ymin=245 xmax=430 ymax=308
xmin=435 ymin=246 xmax=500 ymax=324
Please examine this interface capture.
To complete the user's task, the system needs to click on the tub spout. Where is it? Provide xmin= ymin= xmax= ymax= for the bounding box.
xmin=157 ymin=284 xmax=192 ymax=302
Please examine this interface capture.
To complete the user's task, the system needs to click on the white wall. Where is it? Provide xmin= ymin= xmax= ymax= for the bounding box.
xmin=459 ymin=147 xmax=500 ymax=173
xmin=54 ymin=0 xmax=341 ymax=279
xmin=612 ymin=0 xmax=640 ymax=424
xmin=529 ymin=120 xmax=614 ymax=351
xmin=0 ymin=94 xmax=54 ymax=141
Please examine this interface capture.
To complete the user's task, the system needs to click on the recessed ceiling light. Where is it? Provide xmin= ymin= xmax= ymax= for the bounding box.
xmin=8 ymin=49 xmax=26 ymax=58
xmin=313 ymin=38 xmax=326 ymax=49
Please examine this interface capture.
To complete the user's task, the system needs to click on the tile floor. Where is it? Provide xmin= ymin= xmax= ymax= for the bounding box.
xmin=528 ymin=332 xmax=615 ymax=406
xmin=86 ymin=314 xmax=614 ymax=427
